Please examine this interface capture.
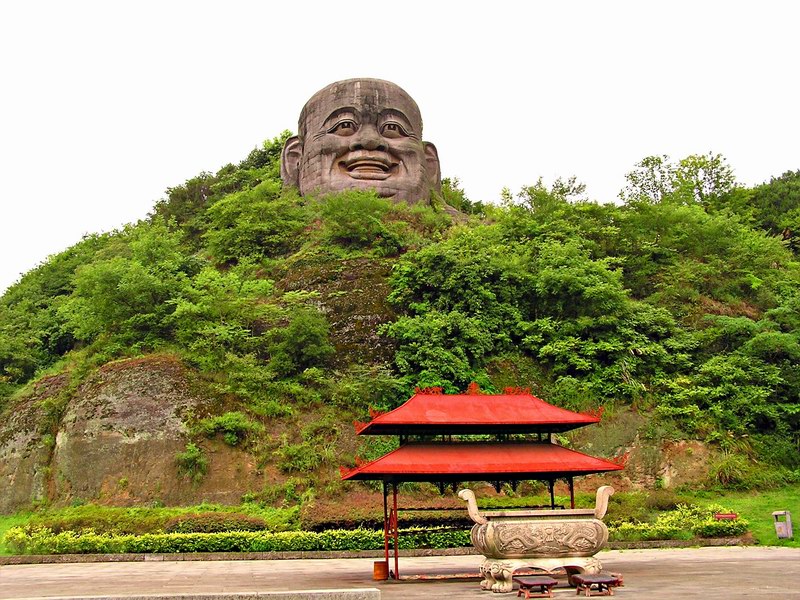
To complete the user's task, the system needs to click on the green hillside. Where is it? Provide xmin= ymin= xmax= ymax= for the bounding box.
xmin=2 ymin=136 xmax=799 ymax=510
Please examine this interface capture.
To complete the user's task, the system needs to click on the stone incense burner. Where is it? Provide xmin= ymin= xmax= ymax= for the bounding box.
xmin=458 ymin=486 xmax=615 ymax=593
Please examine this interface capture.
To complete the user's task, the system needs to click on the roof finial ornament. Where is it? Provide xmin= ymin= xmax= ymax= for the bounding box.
xmin=466 ymin=382 xmax=482 ymax=395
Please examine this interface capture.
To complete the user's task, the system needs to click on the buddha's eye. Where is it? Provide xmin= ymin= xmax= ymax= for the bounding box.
xmin=329 ymin=120 xmax=357 ymax=136
xmin=381 ymin=122 xmax=408 ymax=138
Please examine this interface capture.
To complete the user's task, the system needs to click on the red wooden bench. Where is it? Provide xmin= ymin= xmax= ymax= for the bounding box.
xmin=513 ymin=575 xmax=559 ymax=598
xmin=713 ymin=513 xmax=739 ymax=520
xmin=571 ymin=573 xmax=622 ymax=596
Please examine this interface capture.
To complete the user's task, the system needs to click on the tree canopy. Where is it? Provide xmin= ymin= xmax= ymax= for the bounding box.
xmin=2 ymin=144 xmax=799 ymax=483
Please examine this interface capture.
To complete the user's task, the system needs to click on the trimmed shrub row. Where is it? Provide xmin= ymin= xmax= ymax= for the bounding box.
xmin=3 ymin=526 xmax=472 ymax=555
xmin=608 ymin=503 xmax=750 ymax=541
xmin=609 ymin=517 xmax=748 ymax=541
xmin=164 ymin=512 xmax=268 ymax=534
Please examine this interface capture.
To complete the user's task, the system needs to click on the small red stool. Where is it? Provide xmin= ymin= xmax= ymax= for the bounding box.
xmin=513 ymin=575 xmax=559 ymax=598
xmin=571 ymin=573 xmax=622 ymax=596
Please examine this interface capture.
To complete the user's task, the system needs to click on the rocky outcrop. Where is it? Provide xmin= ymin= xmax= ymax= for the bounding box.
xmin=275 ymin=255 xmax=397 ymax=367
xmin=0 ymin=374 xmax=68 ymax=512
xmin=50 ymin=355 xmax=199 ymax=505
xmin=0 ymin=355 xmax=264 ymax=511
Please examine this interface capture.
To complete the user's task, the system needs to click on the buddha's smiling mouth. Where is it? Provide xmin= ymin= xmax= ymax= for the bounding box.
xmin=340 ymin=156 xmax=397 ymax=180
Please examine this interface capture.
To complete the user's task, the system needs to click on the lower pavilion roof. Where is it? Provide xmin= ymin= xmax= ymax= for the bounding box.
xmin=340 ymin=442 xmax=624 ymax=483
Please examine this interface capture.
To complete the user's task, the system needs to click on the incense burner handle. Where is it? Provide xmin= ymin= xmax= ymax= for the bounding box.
xmin=458 ymin=488 xmax=488 ymax=525
xmin=594 ymin=485 xmax=615 ymax=519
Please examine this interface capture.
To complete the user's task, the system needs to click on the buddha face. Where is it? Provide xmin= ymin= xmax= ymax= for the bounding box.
xmin=281 ymin=79 xmax=441 ymax=203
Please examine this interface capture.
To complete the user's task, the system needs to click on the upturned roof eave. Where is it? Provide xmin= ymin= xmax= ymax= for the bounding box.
xmin=339 ymin=442 xmax=624 ymax=482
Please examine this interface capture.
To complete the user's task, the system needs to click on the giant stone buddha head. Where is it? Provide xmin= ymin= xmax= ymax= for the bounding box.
xmin=281 ymin=78 xmax=441 ymax=203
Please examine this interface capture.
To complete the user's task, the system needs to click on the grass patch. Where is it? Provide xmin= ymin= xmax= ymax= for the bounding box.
xmin=0 ymin=513 xmax=32 ymax=555
xmin=0 ymin=502 xmax=299 ymax=551
xmin=3 ymin=485 xmax=796 ymax=554
xmin=684 ymin=484 xmax=800 ymax=547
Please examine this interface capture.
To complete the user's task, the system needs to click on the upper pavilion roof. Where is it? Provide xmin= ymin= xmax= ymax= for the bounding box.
xmin=355 ymin=388 xmax=601 ymax=435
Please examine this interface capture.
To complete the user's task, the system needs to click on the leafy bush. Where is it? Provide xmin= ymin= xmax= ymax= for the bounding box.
xmin=175 ymin=443 xmax=208 ymax=483
xmin=16 ymin=503 xmax=300 ymax=538
xmin=691 ymin=518 xmax=749 ymax=538
xmin=194 ymin=412 xmax=263 ymax=446
xmin=57 ymin=221 xmax=197 ymax=346
xmin=249 ymin=398 xmax=294 ymax=418
xmin=204 ymin=183 xmax=310 ymax=263
xmin=265 ymin=308 xmax=334 ymax=378
xmin=275 ymin=442 xmax=322 ymax=473
xmin=321 ymin=191 xmax=395 ymax=250
xmin=707 ymin=452 xmax=755 ymax=488
xmin=170 ymin=264 xmax=275 ymax=372
xmin=644 ymin=489 xmax=690 ymax=511
xmin=164 ymin=512 xmax=268 ymax=533
xmin=609 ymin=522 xmax=687 ymax=542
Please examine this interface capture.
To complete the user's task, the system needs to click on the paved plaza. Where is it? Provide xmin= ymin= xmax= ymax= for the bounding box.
xmin=2 ymin=547 xmax=799 ymax=599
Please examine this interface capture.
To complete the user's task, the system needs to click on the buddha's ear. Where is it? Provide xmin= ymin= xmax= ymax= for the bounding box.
xmin=424 ymin=141 xmax=441 ymax=191
xmin=280 ymin=136 xmax=302 ymax=186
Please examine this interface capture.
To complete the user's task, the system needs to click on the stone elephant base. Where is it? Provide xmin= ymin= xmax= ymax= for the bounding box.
xmin=479 ymin=556 xmax=603 ymax=593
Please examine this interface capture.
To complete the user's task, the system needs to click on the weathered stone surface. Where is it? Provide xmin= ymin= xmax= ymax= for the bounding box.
xmin=49 ymin=355 xmax=199 ymax=505
xmin=48 ymin=355 xmax=263 ymax=506
xmin=0 ymin=354 xmax=270 ymax=510
xmin=281 ymin=78 xmax=441 ymax=203
xmin=274 ymin=255 xmax=397 ymax=367
xmin=0 ymin=374 xmax=67 ymax=512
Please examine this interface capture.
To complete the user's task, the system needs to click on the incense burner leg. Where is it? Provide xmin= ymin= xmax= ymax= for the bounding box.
xmin=479 ymin=558 xmax=496 ymax=590
xmin=482 ymin=559 xmax=528 ymax=593
xmin=479 ymin=556 xmax=603 ymax=592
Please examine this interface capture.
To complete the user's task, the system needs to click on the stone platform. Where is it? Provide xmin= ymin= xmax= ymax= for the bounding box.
xmin=1 ymin=547 xmax=799 ymax=599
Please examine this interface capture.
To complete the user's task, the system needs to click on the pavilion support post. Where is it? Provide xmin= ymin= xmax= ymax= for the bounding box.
xmin=569 ymin=477 xmax=575 ymax=509
xmin=382 ymin=481 xmax=390 ymax=573
xmin=392 ymin=482 xmax=399 ymax=579
xmin=548 ymin=479 xmax=555 ymax=509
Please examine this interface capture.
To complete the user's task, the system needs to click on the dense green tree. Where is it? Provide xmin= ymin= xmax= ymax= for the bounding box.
xmin=621 ymin=152 xmax=742 ymax=214
xmin=151 ymin=132 xmax=292 ymax=247
xmin=57 ymin=220 xmax=197 ymax=345
xmin=204 ymin=182 xmax=309 ymax=264
xmin=2 ymin=138 xmax=799 ymax=475
xmin=265 ymin=308 xmax=335 ymax=378
xmin=0 ymin=234 xmax=112 ymax=389
xmin=749 ymin=170 xmax=800 ymax=246
xmin=619 ymin=155 xmax=676 ymax=205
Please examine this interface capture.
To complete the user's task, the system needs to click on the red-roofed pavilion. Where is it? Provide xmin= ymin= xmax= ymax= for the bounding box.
xmin=340 ymin=385 xmax=623 ymax=579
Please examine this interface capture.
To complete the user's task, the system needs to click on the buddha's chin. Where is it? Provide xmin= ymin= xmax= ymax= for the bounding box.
xmin=347 ymin=171 xmax=392 ymax=181
xmin=323 ymin=176 xmax=397 ymax=192
xmin=303 ymin=175 xmax=427 ymax=202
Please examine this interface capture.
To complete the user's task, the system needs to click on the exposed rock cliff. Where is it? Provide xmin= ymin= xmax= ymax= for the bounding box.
xmin=0 ymin=355 xmax=266 ymax=511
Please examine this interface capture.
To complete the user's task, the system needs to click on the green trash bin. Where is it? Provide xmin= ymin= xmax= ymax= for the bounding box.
xmin=773 ymin=511 xmax=793 ymax=539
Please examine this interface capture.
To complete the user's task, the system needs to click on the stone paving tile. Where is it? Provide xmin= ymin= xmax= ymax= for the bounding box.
xmin=2 ymin=548 xmax=800 ymax=599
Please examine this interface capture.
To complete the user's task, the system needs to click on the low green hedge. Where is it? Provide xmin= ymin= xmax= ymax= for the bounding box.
xmin=164 ymin=512 xmax=268 ymax=534
xmin=690 ymin=518 xmax=749 ymax=538
xmin=3 ymin=502 xmax=749 ymax=554
xmin=3 ymin=526 xmax=471 ymax=555
xmin=609 ymin=522 xmax=689 ymax=542
xmin=608 ymin=502 xmax=749 ymax=541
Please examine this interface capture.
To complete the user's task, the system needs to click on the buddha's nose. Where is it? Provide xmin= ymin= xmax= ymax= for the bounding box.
xmin=350 ymin=125 xmax=387 ymax=152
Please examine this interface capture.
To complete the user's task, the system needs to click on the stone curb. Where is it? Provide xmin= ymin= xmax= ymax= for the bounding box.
xmin=10 ymin=592 xmax=381 ymax=600
xmin=0 ymin=538 xmax=749 ymax=566
xmin=607 ymin=537 xmax=751 ymax=550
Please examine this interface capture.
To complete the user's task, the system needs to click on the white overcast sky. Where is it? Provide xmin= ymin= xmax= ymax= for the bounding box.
xmin=1 ymin=1 xmax=798 ymax=293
